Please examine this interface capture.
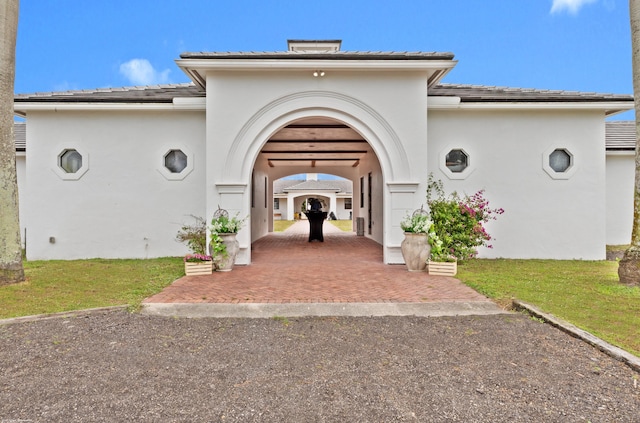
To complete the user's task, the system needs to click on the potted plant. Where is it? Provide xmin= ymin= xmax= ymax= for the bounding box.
xmin=400 ymin=209 xmax=433 ymax=271
xmin=210 ymin=208 xmax=247 ymax=271
xmin=176 ymin=216 xmax=213 ymax=276
xmin=425 ymin=174 xmax=504 ymax=276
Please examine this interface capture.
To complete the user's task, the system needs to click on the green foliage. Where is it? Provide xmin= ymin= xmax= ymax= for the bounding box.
xmin=274 ymin=220 xmax=296 ymax=232
xmin=457 ymin=259 xmax=640 ymax=357
xmin=209 ymin=232 xmax=227 ymax=258
xmin=328 ymin=220 xmax=353 ymax=232
xmin=426 ymin=174 xmax=504 ymax=261
xmin=0 ymin=257 xmax=184 ymax=318
xmin=400 ymin=212 xmax=432 ymax=234
xmin=175 ymin=215 xmax=207 ymax=255
xmin=210 ymin=212 xmax=247 ymax=234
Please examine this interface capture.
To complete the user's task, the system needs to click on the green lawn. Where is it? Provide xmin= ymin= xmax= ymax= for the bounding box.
xmin=328 ymin=220 xmax=354 ymax=231
xmin=273 ymin=220 xmax=296 ymax=232
xmin=273 ymin=219 xmax=353 ymax=232
xmin=0 ymin=257 xmax=183 ymax=319
xmin=457 ymin=259 xmax=640 ymax=357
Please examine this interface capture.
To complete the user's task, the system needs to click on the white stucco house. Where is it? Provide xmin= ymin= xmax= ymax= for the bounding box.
xmin=13 ymin=39 xmax=635 ymax=264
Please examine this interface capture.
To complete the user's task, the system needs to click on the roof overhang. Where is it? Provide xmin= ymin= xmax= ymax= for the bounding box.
xmin=176 ymin=56 xmax=457 ymax=90
xmin=13 ymin=97 xmax=206 ymax=117
xmin=427 ymin=97 xmax=634 ymax=117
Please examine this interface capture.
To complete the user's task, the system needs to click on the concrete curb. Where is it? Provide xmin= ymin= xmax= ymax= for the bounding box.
xmin=0 ymin=305 xmax=129 ymax=326
xmin=512 ymin=300 xmax=640 ymax=373
xmin=140 ymin=301 xmax=510 ymax=318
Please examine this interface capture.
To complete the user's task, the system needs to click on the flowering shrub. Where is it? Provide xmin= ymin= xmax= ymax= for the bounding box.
xmin=184 ymin=254 xmax=212 ymax=262
xmin=400 ymin=212 xmax=433 ymax=234
xmin=426 ymin=175 xmax=504 ymax=261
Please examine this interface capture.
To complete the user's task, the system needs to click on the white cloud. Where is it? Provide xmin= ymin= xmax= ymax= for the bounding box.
xmin=119 ymin=58 xmax=171 ymax=85
xmin=550 ymin=0 xmax=597 ymax=15
xmin=52 ymin=81 xmax=78 ymax=92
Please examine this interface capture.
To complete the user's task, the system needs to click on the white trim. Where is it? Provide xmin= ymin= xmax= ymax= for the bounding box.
xmin=428 ymin=101 xmax=634 ymax=114
xmin=215 ymin=183 xmax=247 ymax=194
xmin=177 ymin=58 xmax=457 ymax=72
xmin=386 ymin=182 xmax=420 ymax=193
xmin=606 ymin=150 xmax=635 ymax=156
xmin=172 ymin=97 xmax=206 ymax=108
xmin=14 ymin=103 xmax=206 ymax=113
xmin=223 ymin=90 xmax=411 ymax=183
xmin=427 ymin=96 xmax=461 ymax=108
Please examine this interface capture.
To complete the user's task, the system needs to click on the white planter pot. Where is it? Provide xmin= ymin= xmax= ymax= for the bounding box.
xmin=400 ymin=232 xmax=431 ymax=272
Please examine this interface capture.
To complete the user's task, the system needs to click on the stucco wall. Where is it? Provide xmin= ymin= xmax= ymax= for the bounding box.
xmin=206 ymin=70 xmax=429 ymax=264
xmin=15 ymin=153 xmax=26 ymax=247
xmin=606 ymin=152 xmax=634 ymax=245
xmin=23 ymin=110 xmax=206 ymax=260
xmin=428 ymin=109 xmax=606 ymax=260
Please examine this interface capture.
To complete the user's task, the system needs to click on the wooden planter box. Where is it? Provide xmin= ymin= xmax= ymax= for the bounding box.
xmin=184 ymin=261 xmax=213 ymax=276
xmin=427 ymin=261 xmax=457 ymax=276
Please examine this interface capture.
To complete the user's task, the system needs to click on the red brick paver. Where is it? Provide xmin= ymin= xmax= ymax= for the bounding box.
xmin=144 ymin=221 xmax=490 ymax=304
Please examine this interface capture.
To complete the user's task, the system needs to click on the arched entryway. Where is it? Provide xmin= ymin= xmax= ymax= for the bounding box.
xmin=212 ymin=91 xmax=419 ymax=266
xmin=252 ymin=116 xmax=382 ymax=249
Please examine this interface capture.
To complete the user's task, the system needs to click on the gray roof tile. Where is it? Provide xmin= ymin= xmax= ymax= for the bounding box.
xmin=430 ymin=83 xmax=632 ymax=103
xmin=14 ymin=83 xmax=203 ymax=103
xmin=606 ymin=121 xmax=635 ymax=151
xmin=180 ymin=51 xmax=455 ymax=60
xmin=13 ymin=122 xmax=25 ymax=151
xmin=14 ymin=82 xmax=631 ymax=104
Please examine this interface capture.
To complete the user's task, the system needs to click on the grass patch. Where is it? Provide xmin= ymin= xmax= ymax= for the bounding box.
xmin=0 ymin=257 xmax=184 ymax=319
xmin=273 ymin=220 xmax=296 ymax=232
xmin=457 ymin=259 xmax=640 ymax=356
xmin=328 ymin=220 xmax=353 ymax=232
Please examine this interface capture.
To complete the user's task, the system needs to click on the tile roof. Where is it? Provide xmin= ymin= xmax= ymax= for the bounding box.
xmin=14 ymin=82 xmax=631 ymax=104
xmin=180 ymin=51 xmax=456 ymax=61
xmin=14 ymin=83 xmax=203 ymax=103
xmin=430 ymin=83 xmax=632 ymax=103
xmin=13 ymin=122 xmax=25 ymax=151
xmin=606 ymin=121 xmax=635 ymax=151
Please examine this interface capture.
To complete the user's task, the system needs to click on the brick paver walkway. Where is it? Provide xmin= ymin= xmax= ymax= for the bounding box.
xmin=143 ymin=221 xmax=491 ymax=304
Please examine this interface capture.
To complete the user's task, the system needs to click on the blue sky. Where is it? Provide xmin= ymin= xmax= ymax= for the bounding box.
xmin=15 ymin=0 xmax=633 ymax=119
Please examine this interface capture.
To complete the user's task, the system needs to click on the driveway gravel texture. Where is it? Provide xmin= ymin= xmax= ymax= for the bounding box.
xmin=1 ymin=309 xmax=638 ymax=422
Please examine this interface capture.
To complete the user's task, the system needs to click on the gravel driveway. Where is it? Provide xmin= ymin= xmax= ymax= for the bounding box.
xmin=1 ymin=309 xmax=638 ymax=422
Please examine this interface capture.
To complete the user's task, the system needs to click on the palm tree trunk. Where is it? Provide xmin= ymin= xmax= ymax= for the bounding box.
xmin=619 ymin=0 xmax=640 ymax=285
xmin=0 ymin=0 xmax=24 ymax=284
